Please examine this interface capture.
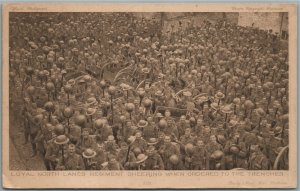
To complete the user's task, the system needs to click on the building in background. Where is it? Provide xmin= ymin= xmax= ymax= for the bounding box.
xmin=238 ymin=12 xmax=288 ymax=40
xmin=133 ymin=12 xmax=288 ymax=40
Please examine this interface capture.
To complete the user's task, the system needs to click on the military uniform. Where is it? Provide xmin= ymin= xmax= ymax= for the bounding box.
xmin=159 ymin=143 xmax=180 ymax=170
xmin=26 ymin=112 xmax=41 ymax=156
xmin=177 ymin=121 xmax=189 ymax=138
xmin=102 ymin=161 xmax=124 ymax=170
xmin=242 ymin=131 xmax=258 ymax=149
xmin=56 ymin=153 xmax=85 ymax=170
xmin=45 ymin=140 xmax=61 ymax=170
xmin=168 ymin=158 xmax=185 ymax=170
xmin=76 ymin=136 xmax=97 ymax=154
xmin=205 ymin=142 xmax=223 ymax=170
xmin=144 ymin=152 xmax=165 ymax=170
xmin=249 ymin=151 xmax=270 ymax=170
xmin=68 ymin=124 xmax=81 ymax=144
xmin=179 ymin=135 xmax=196 ymax=146
xmin=198 ymin=132 xmax=211 ymax=144
xmin=131 ymin=138 xmax=148 ymax=153
xmin=104 ymin=141 xmax=119 ymax=155
xmin=95 ymin=150 xmax=108 ymax=170
xmin=117 ymin=149 xmax=136 ymax=170
xmin=95 ymin=125 xmax=113 ymax=143
xmin=224 ymin=140 xmax=248 ymax=169
xmin=142 ymin=123 xmax=157 ymax=141
xmin=266 ymin=135 xmax=284 ymax=166
xmin=123 ymin=126 xmax=136 ymax=142
xmin=191 ymin=146 xmax=206 ymax=170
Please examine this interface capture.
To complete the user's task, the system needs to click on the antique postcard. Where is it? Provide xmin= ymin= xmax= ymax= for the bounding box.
xmin=2 ymin=3 xmax=297 ymax=189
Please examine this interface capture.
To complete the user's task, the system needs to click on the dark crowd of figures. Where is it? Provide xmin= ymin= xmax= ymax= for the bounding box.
xmin=9 ymin=12 xmax=288 ymax=170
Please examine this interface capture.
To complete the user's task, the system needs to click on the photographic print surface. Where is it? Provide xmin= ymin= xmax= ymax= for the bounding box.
xmin=3 ymin=4 xmax=297 ymax=189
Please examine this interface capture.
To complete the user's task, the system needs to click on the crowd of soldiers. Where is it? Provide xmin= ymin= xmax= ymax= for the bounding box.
xmin=9 ymin=12 xmax=289 ymax=171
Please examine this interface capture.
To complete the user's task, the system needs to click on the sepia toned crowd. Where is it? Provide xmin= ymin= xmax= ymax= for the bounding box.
xmin=9 ymin=13 xmax=289 ymax=171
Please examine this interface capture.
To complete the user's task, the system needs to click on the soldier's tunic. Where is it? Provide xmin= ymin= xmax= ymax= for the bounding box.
xmin=191 ymin=146 xmax=206 ymax=170
xmin=117 ymin=149 xmax=136 ymax=170
xmin=242 ymin=131 xmax=258 ymax=149
xmin=249 ymin=151 xmax=270 ymax=170
xmin=166 ymin=123 xmax=180 ymax=139
xmin=95 ymin=125 xmax=113 ymax=143
xmin=159 ymin=143 xmax=180 ymax=170
xmin=102 ymin=161 xmax=124 ymax=170
xmin=177 ymin=122 xmax=189 ymax=138
xmin=123 ymin=126 xmax=137 ymax=142
xmin=142 ymin=124 xmax=156 ymax=141
xmin=205 ymin=142 xmax=223 ymax=170
xmin=68 ymin=124 xmax=81 ymax=144
xmin=266 ymin=136 xmax=284 ymax=166
xmin=155 ymin=139 xmax=164 ymax=150
xmin=83 ymin=158 xmax=98 ymax=170
xmin=198 ymin=132 xmax=211 ymax=144
xmin=131 ymin=138 xmax=148 ymax=153
xmin=34 ymin=126 xmax=48 ymax=155
xmin=180 ymin=135 xmax=196 ymax=146
xmin=193 ymin=125 xmax=203 ymax=137
xmin=168 ymin=159 xmax=185 ymax=170
xmin=224 ymin=139 xmax=248 ymax=169
xmin=76 ymin=136 xmax=97 ymax=154
xmin=56 ymin=153 xmax=85 ymax=170
xmin=104 ymin=142 xmax=119 ymax=155
xmin=27 ymin=112 xmax=41 ymax=154
xmin=95 ymin=150 xmax=108 ymax=170
xmin=144 ymin=152 xmax=165 ymax=170
xmin=45 ymin=141 xmax=61 ymax=170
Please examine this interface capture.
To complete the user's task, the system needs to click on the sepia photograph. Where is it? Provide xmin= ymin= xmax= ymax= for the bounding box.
xmin=2 ymin=3 xmax=297 ymax=189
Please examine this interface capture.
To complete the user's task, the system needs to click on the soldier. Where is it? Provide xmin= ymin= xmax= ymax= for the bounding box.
xmin=68 ymin=124 xmax=81 ymax=145
xmin=165 ymin=118 xmax=179 ymax=139
xmin=104 ymin=135 xmax=119 ymax=155
xmin=131 ymin=131 xmax=148 ymax=153
xmin=143 ymin=145 xmax=164 ymax=170
xmin=56 ymin=144 xmax=85 ymax=170
xmin=168 ymin=154 xmax=185 ymax=170
xmin=241 ymin=124 xmax=258 ymax=152
xmin=95 ymin=119 xmax=113 ymax=143
xmin=266 ymin=126 xmax=285 ymax=167
xmin=179 ymin=128 xmax=196 ymax=145
xmin=85 ymin=107 xmax=96 ymax=130
xmin=118 ymin=142 xmax=136 ymax=170
xmin=137 ymin=120 xmax=148 ymax=134
xmin=27 ymin=112 xmax=43 ymax=157
xmin=44 ymin=132 xmax=60 ymax=170
xmin=191 ymin=139 xmax=206 ymax=170
xmin=159 ymin=135 xmax=180 ymax=170
xmin=205 ymin=135 xmax=223 ymax=170
xmin=142 ymin=117 xmax=157 ymax=141
xmin=102 ymin=154 xmax=124 ymax=170
xmin=224 ymin=131 xmax=248 ymax=169
xmin=177 ymin=115 xmax=189 ymax=137
xmin=82 ymin=148 xmax=97 ymax=170
xmin=123 ymin=120 xmax=136 ymax=141
xmin=32 ymin=113 xmax=48 ymax=156
xmin=127 ymin=153 xmax=149 ymax=170
xmin=135 ymin=107 xmax=146 ymax=123
xmin=76 ymin=128 xmax=97 ymax=154
xmin=209 ymin=150 xmax=226 ymax=170
xmin=193 ymin=118 xmax=204 ymax=137
xmin=248 ymin=144 xmax=270 ymax=170
xmin=156 ymin=131 xmax=165 ymax=150
xmin=199 ymin=126 xmax=211 ymax=144
xmin=22 ymin=98 xmax=31 ymax=145
xmin=94 ymin=143 xmax=108 ymax=170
